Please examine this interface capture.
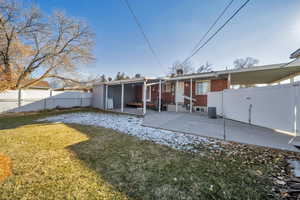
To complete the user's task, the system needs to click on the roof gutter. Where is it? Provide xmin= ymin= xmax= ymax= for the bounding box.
xmin=164 ymin=72 xmax=219 ymax=81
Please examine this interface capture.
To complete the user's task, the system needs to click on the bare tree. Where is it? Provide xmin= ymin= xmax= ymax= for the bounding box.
xmin=134 ymin=73 xmax=142 ymax=79
xmin=168 ymin=60 xmax=194 ymax=75
xmin=197 ymin=62 xmax=212 ymax=73
xmin=114 ymin=72 xmax=130 ymax=81
xmin=233 ymin=57 xmax=259 ymax=69
xmin=0 ymin=0 xmax=94 ymax=91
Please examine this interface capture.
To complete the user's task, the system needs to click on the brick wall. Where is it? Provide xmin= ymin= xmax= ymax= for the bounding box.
xmin=134 ymin=78 xmax=227 ymax=106
xmin=184 ymin=79 xmax=228 ymax=107
xmin=211 ymin=79 xmax=228 ymax=92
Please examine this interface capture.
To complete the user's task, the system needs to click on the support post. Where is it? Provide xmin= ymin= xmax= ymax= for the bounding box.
xmin=294 ymin=83 xmax=299 ymax=136
xmin=190 ymin=79 xmax=193 ymax=113
xmin=105 ymin=84 xmax=108 ymax=109
xmin=159 ymin=80 xmax=162 ymax=112
xmin=227 ymin=73 xmax=231 ymax=89
xmin=80 ymin=95 xmax=83 ymax=107
xmin=291 ymin=77 xmax=295 ymax=84
xmin=121 ymin=83 xmax=124 ymax=112
xmin=175 ymin=80 xmax=178 ymax=112
xmin=143 ymin=81 xmax=147 ymax=115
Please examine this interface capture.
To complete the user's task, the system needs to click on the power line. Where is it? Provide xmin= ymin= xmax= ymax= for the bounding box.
xmin=122 ymin=0 xmax=163 ymax=68
xmin=191 ymin=0 xmax=235 ymax=54
xmin=182 ymin=0 xmax=250 ymax=65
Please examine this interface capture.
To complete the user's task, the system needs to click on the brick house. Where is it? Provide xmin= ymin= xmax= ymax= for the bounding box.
xmin=93 ymin=61 xmax=300 ymax=115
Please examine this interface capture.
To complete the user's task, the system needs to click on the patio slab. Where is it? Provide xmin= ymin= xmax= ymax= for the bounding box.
xmin=142 ymin=112 xmax=300 ymax=152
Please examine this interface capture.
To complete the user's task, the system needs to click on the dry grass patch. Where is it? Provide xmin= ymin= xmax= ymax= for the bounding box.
xmin=0 ymin=154 xmax=11 ymax=182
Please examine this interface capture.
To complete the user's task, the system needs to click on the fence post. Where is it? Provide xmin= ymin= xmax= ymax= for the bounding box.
xmin=18 ymin=89 xmax=22 ymax=112
xmin=44 ymin=99 xmax=47 ymax=110
xmin=222 ymin=90 xmax=226 ymax=141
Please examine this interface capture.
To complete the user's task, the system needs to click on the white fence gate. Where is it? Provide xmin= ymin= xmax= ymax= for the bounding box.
xmin=208 ymin=83 xmax=300 ymax=136
xmin=0 ymin=89 xmax=92 ymax=114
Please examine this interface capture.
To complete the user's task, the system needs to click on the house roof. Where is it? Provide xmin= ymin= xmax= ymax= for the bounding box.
xmin=95 ymin=78 xmax=160 ymax=86
xmin=94 ymin=61 xmax=300 ymax=87
xmin=290 ymin=48 xmax=300 ymax=59
xmin=23 ymin=80 xmax=51 ymax=89
xmin=53 ymin=87 xmax=92 ymax=92
xmin=167 ymin=61 xmax=300 ymax=85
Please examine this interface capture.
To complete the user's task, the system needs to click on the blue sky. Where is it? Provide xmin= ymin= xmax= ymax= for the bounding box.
xmin=36 ymin=0 xmax=300 ymax=78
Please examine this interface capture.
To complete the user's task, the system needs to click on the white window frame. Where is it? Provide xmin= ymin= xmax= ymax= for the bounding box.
xmin=146 ymin=85 xmax=151 ymax=102
xmin=195 ymin=80 xmax=210 ymax=95
xmin=164 ymin=82 xmax=171 ymax=92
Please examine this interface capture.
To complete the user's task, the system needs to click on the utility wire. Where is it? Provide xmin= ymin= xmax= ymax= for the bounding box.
xmin=182 ymin=0 xmax=250 ymax=65
xmin=122 ymin=0 xmax=163 ymax=68
xmin=191 ymin=0 xmax=235 ymax=54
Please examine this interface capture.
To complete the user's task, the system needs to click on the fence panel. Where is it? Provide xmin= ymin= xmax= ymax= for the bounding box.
xmin=0 ymin=90 xmax=19 ymax=113
xmin=0 ymin=90 xmax=92 ymax=114
xmin=250 ymin=84 xmax=295 ymax=133
xmin=208 ymin=83 xmax=298 ymax=134
xmin=207 ymin=91 xmax=222 ymax=115
xmin=223 ymin=88 xmax=252 ymax=124
xmin=19 ymin=90 xmax=51 ymax=112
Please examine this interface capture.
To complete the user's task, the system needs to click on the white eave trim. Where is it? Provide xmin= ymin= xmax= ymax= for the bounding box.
xmin=92 ymin=61 xmax=300 ymax=86
xmin=165 ymin=62 xmax=300 ymax=81
xmin=165 ymin=72 xmax=219 ymax=81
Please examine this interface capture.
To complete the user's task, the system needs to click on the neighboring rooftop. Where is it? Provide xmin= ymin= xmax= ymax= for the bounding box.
xmin=290 ymin=48 xmax=300 ymax=59
xmin=23 ymin=80 xmax=51 ymax=89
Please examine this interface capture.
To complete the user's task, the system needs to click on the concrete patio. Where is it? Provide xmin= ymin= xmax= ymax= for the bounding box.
xmin=111 ymin=108 xmax=144 ymax=116
xmin=142 ymin=111 xmax=300 ymax=152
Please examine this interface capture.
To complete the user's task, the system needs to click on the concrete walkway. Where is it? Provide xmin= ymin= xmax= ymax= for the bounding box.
xmin=143 ymin=112 xmax=300 ymax=152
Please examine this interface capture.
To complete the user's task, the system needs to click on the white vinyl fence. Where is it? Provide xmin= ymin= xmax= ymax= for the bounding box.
xmin=0 ymin=89 xmax=92 ymax=114
xmin=208 ymin=82 xmax=300 ymax=136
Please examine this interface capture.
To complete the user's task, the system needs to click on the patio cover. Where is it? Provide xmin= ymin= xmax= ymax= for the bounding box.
xmin=166 ymin=60 xmax=300 ymax=85
xmin=227 ymin=61 xmax=300 ymax=85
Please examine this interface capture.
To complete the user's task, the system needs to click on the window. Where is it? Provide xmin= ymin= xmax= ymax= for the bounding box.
xmin=196 ymin=81 xmax=210 ymax=95
xmin=164 ymin=83 xmax=171 ymax=92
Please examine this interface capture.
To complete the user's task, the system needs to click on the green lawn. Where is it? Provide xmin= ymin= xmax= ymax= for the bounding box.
xmin=0 ymin=109 xmax=297 ymax=199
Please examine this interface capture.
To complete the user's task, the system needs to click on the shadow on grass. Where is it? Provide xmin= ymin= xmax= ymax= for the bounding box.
xmin=0 ymin=109 xmax=280 ymax=199
xmin=66 ymin=124 xmax=276 ymax=200
xmin=0 ymin=107 xmax=103 ymax=130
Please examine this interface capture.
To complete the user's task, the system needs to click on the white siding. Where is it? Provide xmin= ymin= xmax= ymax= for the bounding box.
xmin=92 ymin=85 xmax=106 ymax=109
